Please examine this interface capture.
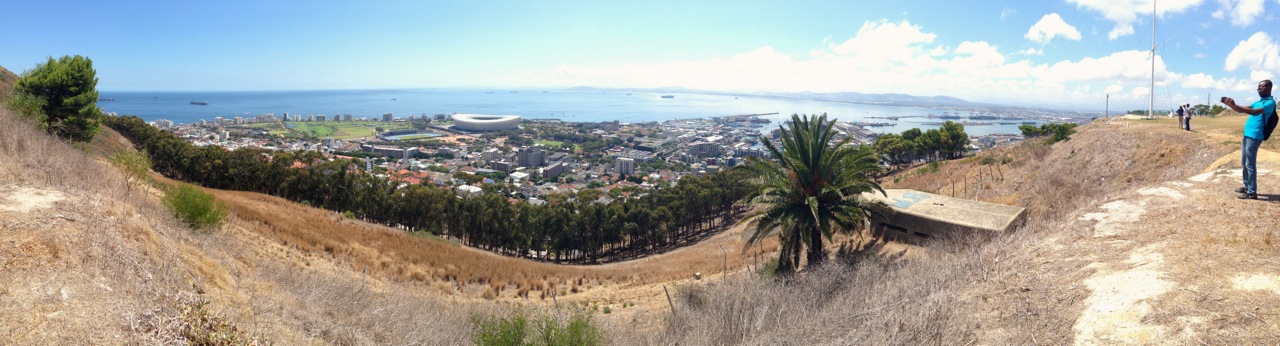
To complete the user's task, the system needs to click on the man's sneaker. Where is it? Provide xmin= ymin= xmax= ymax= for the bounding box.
xmin=1236 ymin=187 xmax=1248 ymax=193
xmin=1239 ymin=193 xmax=1259 ymax=200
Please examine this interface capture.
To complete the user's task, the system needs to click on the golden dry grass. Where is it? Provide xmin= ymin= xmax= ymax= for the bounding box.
xmin=200 ymin=182 xmax=780 ymax=300
xmin=0 ymin=107 xmax=198 ymax=344
xmin=11 ymin=101 xmax=1280 ymax=344
xmin=0 ymin=107 xmax=495 ymax=344
xmin=638 ymin=114 xmax=1280 ymax=344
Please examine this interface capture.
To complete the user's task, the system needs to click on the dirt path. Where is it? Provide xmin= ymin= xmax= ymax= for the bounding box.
xmin=1065 ymin=155 xmax=1280 ymax=343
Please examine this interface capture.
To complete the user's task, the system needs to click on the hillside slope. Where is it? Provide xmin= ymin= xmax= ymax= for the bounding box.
xmin=0 ymin=106 xmax=480 ymax=344
xmin=633 ymin=114 xmax=1280 ymax=344
xmin=0 ymin=65 xmax=17 ymax=99
xmin=7 ymin=94 xmax=1280 ymax=344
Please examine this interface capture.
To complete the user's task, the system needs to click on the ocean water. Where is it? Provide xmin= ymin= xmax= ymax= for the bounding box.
xmin=97 ymin=89 xmax=1031 ymax=136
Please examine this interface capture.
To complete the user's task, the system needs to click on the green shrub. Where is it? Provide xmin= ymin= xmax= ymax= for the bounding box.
xmin=473 ymin=308 xmax=605 ymax=346
xmin=110 ymin=150 xmax=151 ymax=190
xmin=163 ymin=184 xmax=228 ymax=231
xmin=757 ymin=258 xmax=779 ymax=280
xmin=473 ymin=310 xmax=530 ymax=346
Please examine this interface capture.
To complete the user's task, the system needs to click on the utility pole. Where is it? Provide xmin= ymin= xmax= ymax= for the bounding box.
xmin=1106 ymin=93 xmax=1110 ymax=118
xmin=1149 ymin=0 xmax=1156 ymax=120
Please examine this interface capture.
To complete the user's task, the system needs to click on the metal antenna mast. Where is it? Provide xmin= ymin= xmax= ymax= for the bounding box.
xmin=1149 ymin=0 xmax=1156 ymax=119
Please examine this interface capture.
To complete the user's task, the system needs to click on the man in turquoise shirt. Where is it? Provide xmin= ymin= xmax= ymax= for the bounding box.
xmin=1222 ymin=79 xmax=1275 ymax=199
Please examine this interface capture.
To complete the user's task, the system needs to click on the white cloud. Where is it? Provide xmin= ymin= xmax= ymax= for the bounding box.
xmin=1066 ymin=0 xmax=1204 ymax=40
xmin=1225 ymin=32 xmax=1280 ymax=76
xmin=1212 ymin=0 xmax=1228 ymax=18
xmin=1131 ymin=86 xmax=1152 ymax=98
xmin=1183 ymin=72 xmax=1235 ymax=89
xmin=1249 ymin=70 xmax=1274 ymax=82
xmin=1042 ymin=50 xmax=1162 ymax=83
xmin=1018 ymin=48 xmax=1045 ymax=55
xmin=827 ymin=20 xmax=936 ymax=57
xmin=1001 ymin=7 xmax=1018 ymax=20
xmin=1217 ymin=0 xmax=1266 ymax=26
xmin=1026 ymin=13 xmax=1083 ymax=44
xmin=1105 ymin=83 xmax=1127 ymax=94
xmin=523 ymin=19 xmax=1239 ymax=108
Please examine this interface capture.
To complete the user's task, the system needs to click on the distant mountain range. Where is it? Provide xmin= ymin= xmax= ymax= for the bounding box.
xmin=566 ymin=86 xmax=971 ymax=107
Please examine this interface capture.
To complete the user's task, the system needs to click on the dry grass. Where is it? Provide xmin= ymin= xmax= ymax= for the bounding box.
xmin=196 ymin=184 xmax=780 ymax=302
xmin=613 ymin=117 xmax=1274 ymax=344
xmin=0 ymin=107 xmax=487 ymax=344
xmin=10 ymin=104 xmax=1280 ymax=344
xmin=888 ymin=118 xmax=1231 ymax=224
xmin=0 ymin=106 xmax=197 ymax=343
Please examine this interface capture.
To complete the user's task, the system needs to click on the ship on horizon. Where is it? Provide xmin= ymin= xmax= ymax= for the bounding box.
xmin=190 ymin=101 xmax=208 ymax=105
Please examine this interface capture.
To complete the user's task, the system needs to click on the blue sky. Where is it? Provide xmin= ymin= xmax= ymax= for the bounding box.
xmin=4 ymin=0 xmax=1280 ymax=110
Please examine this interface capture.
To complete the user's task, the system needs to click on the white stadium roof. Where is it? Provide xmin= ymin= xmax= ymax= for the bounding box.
xmin=452 ymin=114 xmax=521 ymax=131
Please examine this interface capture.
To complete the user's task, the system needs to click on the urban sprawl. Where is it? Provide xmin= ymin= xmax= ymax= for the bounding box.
xmin=127 ymin=110 xmax=1069 ymax=202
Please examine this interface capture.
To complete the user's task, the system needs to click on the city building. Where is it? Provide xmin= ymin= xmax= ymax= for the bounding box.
xmin=687 ymin=141 xmax=721 ymax=157
xmin=344 ymin=114 xmax=353 ymax=122
xmin=154 ymin=119 xmax=174 ymax=129
xmin=492 ymin=160 xmax=513 ymax=172
xmin=517 ymin=146 xmax=545 ymax=167
xmin=255 ymin=114 xmax=276 ymax=122
xmin=540 ymin=162 xmax=566 ymax=178
xmin=383 ymin=113 xmax=394 ymax=122
xmin=316 ymin=115 xmax=327 ymax=121
xmin=480 ymin=148 xmax=503 ymax=162
xmin=616 ymin=157 xmax=636 ymax=175
xmin=456 ymin=185 xmax=483 ymax=198
xmin=601 ymin=120 xmax=622 ymax=131
xmin=361 ymin=144 xmax=419 ymax=159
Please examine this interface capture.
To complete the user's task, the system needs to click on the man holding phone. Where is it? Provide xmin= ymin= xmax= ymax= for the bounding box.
xmin=1221 ymin=79 xmax=1275 ymax=200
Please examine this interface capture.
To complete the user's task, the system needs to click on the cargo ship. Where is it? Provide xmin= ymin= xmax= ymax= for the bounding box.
xmin=190 ymin=101 xmax=209 ymax=105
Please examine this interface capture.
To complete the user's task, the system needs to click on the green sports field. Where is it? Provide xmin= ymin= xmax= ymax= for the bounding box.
xmin=247 ymin=121 xmax=413 ymax=140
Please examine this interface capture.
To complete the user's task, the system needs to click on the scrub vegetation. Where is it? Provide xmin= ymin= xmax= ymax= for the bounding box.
xmin=9 ymin=57 xmax=1280 ymax=343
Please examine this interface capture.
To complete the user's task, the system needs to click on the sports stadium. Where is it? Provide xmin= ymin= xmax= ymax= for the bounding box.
xmin=451 ymin=114 xmax=521 ymax=131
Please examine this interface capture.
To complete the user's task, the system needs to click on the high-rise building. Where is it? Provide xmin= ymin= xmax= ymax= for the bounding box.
xmin=517 ymin=146 xmax=545 ymax=167
xmin=344 ymin=114 xmax=353 ymax=122
xmin=616 ymin=157 xmax=636 ymax=175
xmin=383 ymin=113 xmax=394 ymax=122
xmin=480 ymin=148 xmax=503 ymax=162
xmin=688 ymin=141 xmax=721 ymax=157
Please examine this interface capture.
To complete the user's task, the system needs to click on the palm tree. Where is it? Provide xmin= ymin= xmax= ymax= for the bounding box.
xmin=739 ymin=113 xmax=888 ymax=275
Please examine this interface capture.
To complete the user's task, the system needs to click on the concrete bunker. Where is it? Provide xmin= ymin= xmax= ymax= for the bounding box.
xmin=863 ymin=189 xmax=1026 ymax=243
